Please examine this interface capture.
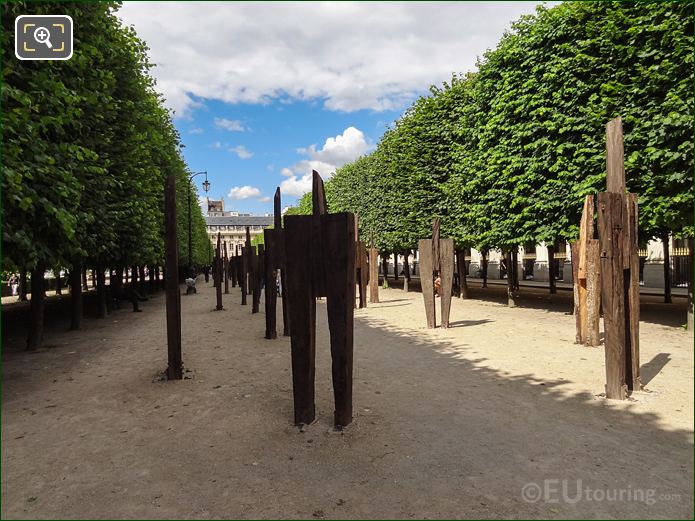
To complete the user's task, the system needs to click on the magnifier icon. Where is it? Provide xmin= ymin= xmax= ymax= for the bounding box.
xmin=33 ymin=26 xmax=53 ymax=49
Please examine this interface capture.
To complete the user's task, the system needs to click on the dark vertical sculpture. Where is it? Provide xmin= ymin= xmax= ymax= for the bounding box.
xmin=264 ymin=187 xmax=290 ymax=339
xmin=284 ymin=171 xmax=355 ymax=428
xmin=223 ymin=242 xmax=229 ymax=295
xmin=215 ymin=232 xmax=223 ymax=311
xmin=230 ymin=251 xmax=237 ymax=287
xmin=252 ymin=244 xmax=263 ymax=313
xmin=264 ymin=229 xmax=278 ymax=339
xmin=598 ymin=117 xmax=640 ymax=399
xmin=240 ymin=246 xmax=248 ymax=306
xmin=245 ymin=227 xmax=253 ymax=296
xmin=164 ymin=175 xmax=183 ymax=379
xmin=418 ymin=218 xmax=454 ymax=328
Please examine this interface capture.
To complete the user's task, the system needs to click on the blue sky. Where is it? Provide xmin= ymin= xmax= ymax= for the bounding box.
xmin=118 ymin=1 xmax=548 ymax=214
xmin=178 ymin=98 xmax=398 ymax=214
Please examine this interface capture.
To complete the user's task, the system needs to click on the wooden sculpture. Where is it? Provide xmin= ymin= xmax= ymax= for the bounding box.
xmin=418 ymin=218 xmax=454 ymax=328
xmin=284 ymin=171 xmax=356 ymax=429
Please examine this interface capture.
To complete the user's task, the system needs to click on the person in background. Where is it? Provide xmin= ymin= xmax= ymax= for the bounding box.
xmin=9 ymin=274 xmax=19 ymax=297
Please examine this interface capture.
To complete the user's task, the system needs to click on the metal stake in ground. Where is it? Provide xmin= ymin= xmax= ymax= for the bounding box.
xmin=164 ymin=174 xmax=183 ymax=379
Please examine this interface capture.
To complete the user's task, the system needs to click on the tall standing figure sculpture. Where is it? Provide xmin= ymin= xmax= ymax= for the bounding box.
xmin=597 ymin=117 xmax=640 ymax=399
xmin=418 ymin=218 xmax=454 ymax=328
xmin=284 ymin=171 xmax=356 ymax=429
xmin=264 ymin=188 xmax=290 ymax=339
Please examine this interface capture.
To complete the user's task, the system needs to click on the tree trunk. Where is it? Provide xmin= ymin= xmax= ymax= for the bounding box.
xmin=149 ymin=265 xmax=156 ymax=293
xmin=19 ymin=268 xmax=28 ymax=301
xmin=662 ymin=231 xmax=671 ymax=304
xmin=26 ymin=262 xmax=46 ymax=350
xmin=506 ymin=251 xmax=516 ymax=307
xmin=112 ymin=266 xmax=124 ymax=299
xmin=403 ymin=251 xmax=410 ymax=292
xmin=688 ymin=237 xmax=693 ymax=331
xmin=393 ymin=253 xmax=398 ymax=281
xmin=82 ymin=267 xmax=88 ymax=290
xmin=96 ymin=264 xmax=108 ymax=318
xmin=55 ymin=268 xmax=62 ymax=296
xmin=455 ymin=248 xmax=468 ymax=299
xmin=139 ymin=265 xmax=147 ymax=295
xmin=381 ymin=256 xmax=389 ymax=287
xmin=482 ymin=250 xmax=488 ymax=288
xmin=69 ymin=260 xmax=83 ymax=331
xmin=548 ymin=242 xmax=557 ymax=294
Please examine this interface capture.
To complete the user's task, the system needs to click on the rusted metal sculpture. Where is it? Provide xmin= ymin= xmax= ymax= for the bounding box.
xmin=264 ymin=188 xmax=290 ymax=339
xmin=597 ymin=117 xmax=640 ymax=399
xmin=418 ymin=218 xmax=454 ymax=328
xmin=284 ymin=171 xmax=355 ymax=429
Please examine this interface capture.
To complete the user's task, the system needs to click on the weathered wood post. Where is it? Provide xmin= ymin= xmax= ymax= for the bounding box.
xmin=215 ymin=232 xmax=223 ymax=311
xmin=418 ymin=218 xmax=454 ymax=328
xmin=240 ymin=247 xmax=248 ymax=306
xmin=264 ymin=228 xmax=278 ymax=339
xmin=245 ymin=227 xmax=253 ymax=296
xmin=223 ymin=242 xmax=229 ymax=295
xmin=573 ymin=195 xmax=601 ymax=346
xmin=598 ymin=117 xmax=640 ymax=399
xmin=164 ymin=175 xmax=183 ymax=379
xmin=284 ymin=171 xmax=355 ymax=428
xmin=230 ymin=252 xmax=237 ymax=287
xmin=368 ymin=239 xmax=379 ymax=304
xmin=252 ymin=244 xmax=263 ymax=313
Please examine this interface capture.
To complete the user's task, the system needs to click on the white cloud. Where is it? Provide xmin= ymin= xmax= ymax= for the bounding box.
xmin=117 ymin=2 xmax=547 ymax=117
xmin=228 ymin=185 xmax=262 ymax=200
xmin=280 ymin=174 xmax=313 ymax=197
xmin=228 ymin=145 xmax=254 ymax=159
xmin=214 ymin=117 xmax=245 ymax=132
xmin=258 ymin=196 xmax=272 ymax=203
xmin=188 ymin=127 xmax=203 ymax=134
xmin=208 ymin=141 xmax=223 ymax=149
xmin=280 ymin=126 xmax=370 ymax=196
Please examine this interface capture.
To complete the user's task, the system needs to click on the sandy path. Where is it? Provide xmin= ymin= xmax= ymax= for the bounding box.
xmin=2 ymin=280 xmax=692 ymax=519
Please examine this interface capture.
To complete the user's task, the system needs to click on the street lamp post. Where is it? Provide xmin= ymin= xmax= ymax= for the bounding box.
xmin=187 ymin=171 xmax=210 ymax=276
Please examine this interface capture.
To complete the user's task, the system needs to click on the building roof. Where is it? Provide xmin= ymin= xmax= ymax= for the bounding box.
xmin=205 ymin=215 xmax=274 ymax=227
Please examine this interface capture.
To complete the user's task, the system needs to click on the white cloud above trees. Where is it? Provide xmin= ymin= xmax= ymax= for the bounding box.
xmin=118 ymin=2 xmax=545 ymax=117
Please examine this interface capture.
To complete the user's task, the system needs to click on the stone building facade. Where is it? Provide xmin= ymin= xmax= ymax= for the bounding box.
xmin=204 ymin=198 xmax=273 ymax=256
